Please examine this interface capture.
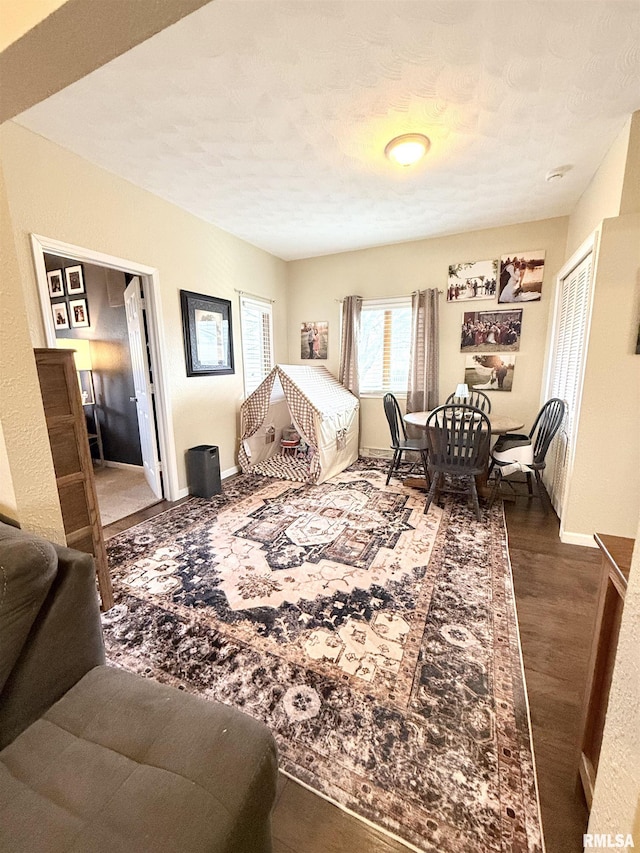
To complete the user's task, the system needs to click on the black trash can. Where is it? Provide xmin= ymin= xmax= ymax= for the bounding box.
xmin=187 ymin=445 xmax=221 ymax=498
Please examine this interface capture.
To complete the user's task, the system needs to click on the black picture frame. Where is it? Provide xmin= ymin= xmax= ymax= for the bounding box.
xmin=180 ymin=289 xmax=234 ymax=376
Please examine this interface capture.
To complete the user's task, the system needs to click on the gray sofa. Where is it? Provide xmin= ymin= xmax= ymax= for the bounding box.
xmin=0 ymin=521 xmax=278 ymax=852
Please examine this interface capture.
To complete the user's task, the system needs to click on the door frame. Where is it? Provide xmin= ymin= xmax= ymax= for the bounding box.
xmin=30 ymin=233 xmax=180 ymax=502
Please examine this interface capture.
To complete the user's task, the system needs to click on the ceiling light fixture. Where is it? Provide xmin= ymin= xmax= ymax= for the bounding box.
xmin=385 ymin=133 xmax=431 ymax=167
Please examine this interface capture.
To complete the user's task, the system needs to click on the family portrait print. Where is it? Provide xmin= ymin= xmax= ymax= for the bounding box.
xmin=498 ymin=251 xmax=545 ymax=302
xmin=464 ymin=353 xmax=516 ymax=392
xmin=52 ymin=302 xmax=69 ymax=330
xmin=47 ymin=270 xmax=64 ymax=298
xmin=460 ymin=309 xmax=522 ymax=352
xmin=300 ymin=321 xmax=328 ymax=360
xmin=69 ymin=298 xmax=90 ymax=328
xmin=447 ymin=259 xmax=498 ymax=302
xmin=65 ymin=265 xmax=85 ymax=295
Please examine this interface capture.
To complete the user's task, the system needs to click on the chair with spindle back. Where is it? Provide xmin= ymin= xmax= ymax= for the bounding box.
xmin=423 ymin=404 xmax=491 ymax=521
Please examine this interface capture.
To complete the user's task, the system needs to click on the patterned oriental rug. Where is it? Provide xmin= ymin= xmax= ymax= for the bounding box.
xmin=102 ymin=459 xmax=543 ymax=853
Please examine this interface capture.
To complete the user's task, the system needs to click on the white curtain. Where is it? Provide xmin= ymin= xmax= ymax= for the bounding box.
xmin=406 ymin=289 xmax=439 ymax=419
xmin=339 ymin=295 xmax=362 ymax=396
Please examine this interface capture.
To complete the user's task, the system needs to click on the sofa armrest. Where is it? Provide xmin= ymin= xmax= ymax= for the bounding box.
xmin=0 ymin=545 xmax=105 ymax=749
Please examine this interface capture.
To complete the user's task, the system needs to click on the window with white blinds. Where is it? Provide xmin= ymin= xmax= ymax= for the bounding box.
xmin=546 ymin=250 xmax=594 ymax=514
xmin=359 ymin=297 xmax=411 ymax=395
xmin=240 ymin=296 xmax=273 ymax=396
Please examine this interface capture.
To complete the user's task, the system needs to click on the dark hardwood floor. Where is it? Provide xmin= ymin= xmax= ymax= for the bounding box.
xmin=104 ymin=486 xmax=601 ymax=853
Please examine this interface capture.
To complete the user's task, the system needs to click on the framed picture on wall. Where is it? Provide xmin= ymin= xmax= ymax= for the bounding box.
xmin=52 ymin=302 xmax=69 ymax=330
xmin=180 ymin=290 xmax=234 ymax=376
xmin=464 ymin=353 xmax=516 ymax=392
xmin=460 ymin=309 xmax=522 ymax=352
xmin=498 ymin=251 xmax=545 ymax=302
xmin=47 ymin=269 xmax=65 ymax=298
xmin=300 ymin=321 xmax=328 ymax=359
xmin=69 ymin=298 xmax=90 ymax=328
xmin=65 ymin=265 xmax=85 ymax=295
xmin=447 ymin=259 xmax=498 ymax=302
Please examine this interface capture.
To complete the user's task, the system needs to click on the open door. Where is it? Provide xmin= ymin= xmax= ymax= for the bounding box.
xmin=124 ymin=277 xmax=162 ymax=499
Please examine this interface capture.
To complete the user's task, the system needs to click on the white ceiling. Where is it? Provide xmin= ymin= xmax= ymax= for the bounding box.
xmin=15 ymin=0 xmax=640 ymax=261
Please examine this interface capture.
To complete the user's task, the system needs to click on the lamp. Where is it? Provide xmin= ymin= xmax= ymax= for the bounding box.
xmin=454 ymin=383 xmax=470 ymax=404
xmin=56 ymin=338 xmax=94 ymax=404
xmin=384 ymin=133 xmax=431 ymax=167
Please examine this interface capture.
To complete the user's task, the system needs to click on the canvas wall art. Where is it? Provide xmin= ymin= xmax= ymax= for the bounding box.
xmin=447 ymin=259 xmax=498 ymax=302
xmin=464 ymin=353 xmax=516 ymax=392
xmin=460 ymin=309 xmax=522 ymax=352
xmin=300 ymin=321 xmax=328 ymax=360
xmin=498 ymin=251 xmax=545 ymax=302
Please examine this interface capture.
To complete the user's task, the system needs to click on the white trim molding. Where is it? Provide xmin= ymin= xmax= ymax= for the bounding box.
xmin=30 ymin=234 xmax=181 ymax=502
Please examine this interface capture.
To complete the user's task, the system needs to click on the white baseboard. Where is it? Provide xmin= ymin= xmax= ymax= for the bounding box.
xmin=177 ymin=465 xmax=239 ymax=501
xmin=103 ymin=461 xmax=144 ymax=471
xmin=359 ymin=447 xmax=393 ymax=459
xmin=559 ymin=530 xmax=597 ymax=548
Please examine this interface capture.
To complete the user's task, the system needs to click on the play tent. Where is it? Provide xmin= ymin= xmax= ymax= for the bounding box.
xmin=238 ymin=364 xmax=359 ymax=483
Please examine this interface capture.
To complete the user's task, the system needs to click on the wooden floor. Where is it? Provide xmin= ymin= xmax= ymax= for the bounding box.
xmin=105 ymin=488 xmax=602 ymax=853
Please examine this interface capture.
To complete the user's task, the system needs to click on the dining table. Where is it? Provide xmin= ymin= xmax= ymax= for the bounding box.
xmin=402 ymin=410 xmax=526 ymax=492
xmin=404 ymin=410 xmax=525 ymax=435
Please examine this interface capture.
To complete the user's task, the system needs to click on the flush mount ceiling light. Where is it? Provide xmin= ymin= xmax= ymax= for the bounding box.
xmin=385 ymin=133 xmax=431 ymax=167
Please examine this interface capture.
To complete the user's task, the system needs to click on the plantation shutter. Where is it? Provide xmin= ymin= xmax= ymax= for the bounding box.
xmin=240 ymin=296 xmax=273 ymax=395
xmin=547 ymin=251 xmax=593 ymax=514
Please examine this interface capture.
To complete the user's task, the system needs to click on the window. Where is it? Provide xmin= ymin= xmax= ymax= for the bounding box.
xmin=358 ymin=297 xmax=411 ymax=395
xmin=240 ymin=295 xmax=273 ymax=395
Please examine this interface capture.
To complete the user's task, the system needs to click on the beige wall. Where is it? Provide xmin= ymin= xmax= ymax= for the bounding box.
xmin=0 ymin=155 xmax=64 ymax=540
xmin=562 ymin=213 xmax=640 ymax=541
xmin=0 ymin=421 xmax=17 ymax=520
xmin=565 ymin=117 xmax=630 ymax=258
xmin=287 ymin=218 xmax=568 ymax=454
xmin=588 ymin=524 xmax=640 ymax=842
xmin=0 ymin=121 xmax=289 ymax=496
xmin=559 ymin=111 xmax=640 ymax=542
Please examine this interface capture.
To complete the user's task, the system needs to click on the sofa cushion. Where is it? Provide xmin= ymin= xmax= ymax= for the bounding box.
xmin=0 ymin=665 xmax=278 ymax=853
xmin=0 ymin=525 xmax=58 ymax=694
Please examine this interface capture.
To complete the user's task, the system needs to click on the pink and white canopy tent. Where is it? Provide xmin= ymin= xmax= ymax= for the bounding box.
xmin=238 ymin=365 xmax=359 ymax=484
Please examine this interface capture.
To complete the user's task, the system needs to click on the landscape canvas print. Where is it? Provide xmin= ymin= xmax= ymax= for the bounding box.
xmin=498 ymin=251 xmax=545 ymax=302
xmin=461 ymin=309 xmax=522 ymax=352
xmin=447 ymin=259 xmax=498 ymax=302
xmin=464 ymin=353 xmax=517 ymax=392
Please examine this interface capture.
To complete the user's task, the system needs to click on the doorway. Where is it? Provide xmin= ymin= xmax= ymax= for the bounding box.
xmin=31 ymin=235 xmax=179 ymax=524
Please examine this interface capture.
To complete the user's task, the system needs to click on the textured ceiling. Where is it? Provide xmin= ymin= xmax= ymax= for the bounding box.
xmin=15 ymin=0 xmax=640 ymax=260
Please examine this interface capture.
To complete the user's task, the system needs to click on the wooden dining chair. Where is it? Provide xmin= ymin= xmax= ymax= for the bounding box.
xmin=489 ymin=397 xmax=565 ymax=512
xmin=382 ymin=393 xmax=430 ymax=486
xmin=445 ymin=389 xmax=492 ymax=413
xmin=423 ymin=404 xmax=491 ymax=521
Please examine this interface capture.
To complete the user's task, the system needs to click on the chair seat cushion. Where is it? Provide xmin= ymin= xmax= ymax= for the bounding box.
xmin=0 ymin=665 xmax=278 ymax=853
xmin=492 ymin=434 xmax=534 ymax=475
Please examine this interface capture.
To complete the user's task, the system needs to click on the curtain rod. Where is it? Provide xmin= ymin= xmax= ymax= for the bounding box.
xmin=335 ymin=289 xmax=443 ymax=303
xmin=234 ymin=289 xmax=276 ymax=304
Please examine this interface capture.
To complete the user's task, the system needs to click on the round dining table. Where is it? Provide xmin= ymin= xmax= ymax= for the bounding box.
xmin=404 ymin=410 xmax=525 ymax=435
xmin=401 ymin=410 xmax=525 ymax=493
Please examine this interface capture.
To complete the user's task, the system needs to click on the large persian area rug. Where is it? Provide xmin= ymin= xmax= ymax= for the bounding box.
xmin=102 ymin=459 xmax=543 ymax=853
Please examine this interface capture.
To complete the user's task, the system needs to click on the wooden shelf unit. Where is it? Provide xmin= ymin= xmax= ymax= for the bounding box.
xmin=579 ymin=532 xmax=633 ymax=808
xmin=34 ymin=348 xmax=113 ymax=610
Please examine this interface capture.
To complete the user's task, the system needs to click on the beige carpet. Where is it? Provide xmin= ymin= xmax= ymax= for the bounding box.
xmin=94 ymin=465 xmax=159 ymax=526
